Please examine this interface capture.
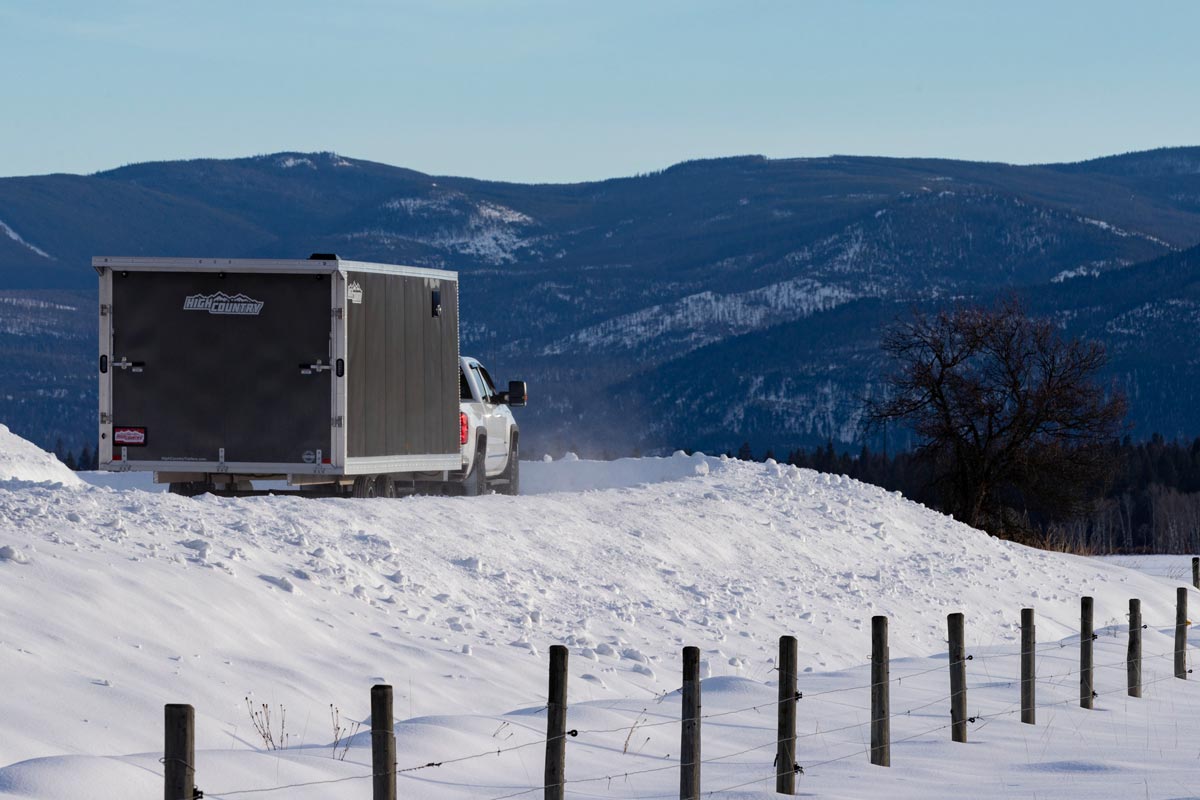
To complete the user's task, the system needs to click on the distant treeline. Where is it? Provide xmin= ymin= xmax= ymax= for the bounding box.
xmin=54 ymin=440 xmax=98 ymax=471
xmin=733 ymin=435 xmax=1200 ymax=555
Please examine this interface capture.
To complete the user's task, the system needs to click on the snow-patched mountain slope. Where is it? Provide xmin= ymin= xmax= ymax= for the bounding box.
xmin=0 ymin=432 xmax=1197 ymax=798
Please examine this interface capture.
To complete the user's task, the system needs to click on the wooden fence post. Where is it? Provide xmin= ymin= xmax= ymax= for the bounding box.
xmin=1176 ymin=587 xmax=1189 ymax=680
xmin=680 ymin=645 xmax=701 ymax=799
xmin=371 ymin=685 xmax=396 ymax=800
xmin=164 ymin=704 xmax=195 ymax=800
xmin=870 ymin=616 xmax=890 ymax=767
xmin=546 ymin=645 xmax=569 ymax=800
xmin=776 ymin=635 xmax=798 ymax=793
xmin=1080 ymin=596 xmax=1094 ymax=709
xmin=1128 ymin=598 xmax=1142 ymax=698
xmin=1192 ymin=557 xmax=1199 ymax=590
xmin=1021 ymin=608 xmax=1035 ymax=725
xmin=947 ymin=612 xmax=967 ymax=743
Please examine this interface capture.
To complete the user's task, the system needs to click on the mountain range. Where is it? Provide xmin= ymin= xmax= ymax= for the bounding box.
xmin=2 ymin=147 xmax=1200 ymax=456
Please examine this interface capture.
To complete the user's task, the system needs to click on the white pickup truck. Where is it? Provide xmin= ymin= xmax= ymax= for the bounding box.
xmin=454 ymin=356 xmax=525 ymax=496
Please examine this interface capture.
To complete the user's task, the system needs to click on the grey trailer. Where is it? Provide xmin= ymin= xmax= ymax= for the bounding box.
xmin=96 ymin=255 xmax=461 ymax=494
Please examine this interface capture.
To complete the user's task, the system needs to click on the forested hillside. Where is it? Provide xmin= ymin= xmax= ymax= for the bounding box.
xmin=2 ymin=147 xmax=1200 ymax=454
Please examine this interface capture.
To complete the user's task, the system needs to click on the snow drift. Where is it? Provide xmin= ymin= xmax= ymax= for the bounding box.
xmin=0 ymin=425 xmax=81 ymax=487
xmin=0 ymin=432 xmax=1196 ymax=798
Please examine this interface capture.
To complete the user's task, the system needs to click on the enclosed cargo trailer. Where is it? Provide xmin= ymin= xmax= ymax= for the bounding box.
xmin=95 ymin=255 xmax=461 ymax=492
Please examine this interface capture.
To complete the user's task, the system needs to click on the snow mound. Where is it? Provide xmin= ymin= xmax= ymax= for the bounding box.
xmin=3 ymin=452 xmax=1200 ymax=798
xmin=0 ymin=426 xmax=82 ymax=486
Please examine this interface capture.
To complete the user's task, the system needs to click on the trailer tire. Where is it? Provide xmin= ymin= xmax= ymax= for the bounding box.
xmin=169 ymin=481 xmax=209 ymax=497
xmin=375 ymin=475 xmax=396 ymax=498
xmin=462 ymin=440 xmax=487 ymax=497
xmin=497 ymin=438 xmax=520 ymax=495
xmin=351 ymin=475 xmax=377 ymax=498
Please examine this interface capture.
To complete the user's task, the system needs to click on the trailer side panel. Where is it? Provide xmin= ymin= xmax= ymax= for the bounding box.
xmin=346 ymin=271 xmax=459 ymax=460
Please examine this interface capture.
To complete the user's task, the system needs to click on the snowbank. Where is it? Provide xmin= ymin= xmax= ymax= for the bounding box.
xmin=0 ymin=425 xmax=81 ymax=487
xmin=0 ymin=428 xmax=1198 ymax=798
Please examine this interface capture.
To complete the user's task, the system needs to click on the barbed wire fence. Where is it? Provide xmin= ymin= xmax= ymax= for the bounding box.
xmin=158 ymin=584 xmax=1199 ymax=800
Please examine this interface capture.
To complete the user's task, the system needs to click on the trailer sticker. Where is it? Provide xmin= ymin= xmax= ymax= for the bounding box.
xmin=113 ymin=426 xmax=147 ymax=446
xmin=182 ymin=292 xmax=265 ymax=315
xmin=347 ymin=282 xmax=364 ymax=304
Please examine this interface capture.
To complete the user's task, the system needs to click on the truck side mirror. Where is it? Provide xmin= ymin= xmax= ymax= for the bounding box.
xmin=504 ymin=380 xmax=527 ymax=407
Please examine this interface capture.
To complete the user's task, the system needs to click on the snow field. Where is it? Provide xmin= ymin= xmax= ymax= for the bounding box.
xmin=0 ymin=439 xmax=1197 ymax=798
xmin=4 ymin=633 xmax=1197 ymax=799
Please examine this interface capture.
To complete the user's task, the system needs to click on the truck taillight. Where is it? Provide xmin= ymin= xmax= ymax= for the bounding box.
xmin=460 ymin=412 xmax=469 ymax=446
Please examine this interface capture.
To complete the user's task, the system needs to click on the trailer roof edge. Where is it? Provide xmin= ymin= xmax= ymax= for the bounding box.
xmin=91 ymin=256 xmax=458 ymax=281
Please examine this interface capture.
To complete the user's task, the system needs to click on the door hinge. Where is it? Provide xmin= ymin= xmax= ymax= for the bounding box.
xmin=333 ymin=307 xmax=344 ymax=320
xmin=332 ymin=416 xmax=343 ymax=428
xmin=99 ymin=412 xmax=112 ymax=425
xmin=99 ymin=304 xmax=111 ymax=317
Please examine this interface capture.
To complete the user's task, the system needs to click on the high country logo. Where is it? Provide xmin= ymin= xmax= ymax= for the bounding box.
xmin=347 ymin=282 xmax=364 ymax=304
xmin=113 ymin=426 xmax=146 ymax=446
xmin=182 ymin=292 xmax=265 ymax=315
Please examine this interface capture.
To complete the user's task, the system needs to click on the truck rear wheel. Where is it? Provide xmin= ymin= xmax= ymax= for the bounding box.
xmin=462 ymin=441 xmax=487 ymax=497
xmin=497 ymin=439 xmax=520 ymax=495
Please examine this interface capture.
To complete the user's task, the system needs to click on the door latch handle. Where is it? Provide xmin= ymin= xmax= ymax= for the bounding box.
xmin=112 ymin=358 xmax=145 ymax=373
xmin=300 ymin=360 xmax=333 ymax=375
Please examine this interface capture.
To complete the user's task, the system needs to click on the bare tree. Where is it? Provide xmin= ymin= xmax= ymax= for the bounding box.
xmin=867 ymin=298 xmax=1127 ymax=538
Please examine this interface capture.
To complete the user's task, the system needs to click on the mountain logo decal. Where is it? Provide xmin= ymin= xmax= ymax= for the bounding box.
xmin=182 ymin=292 xmax=265 ymax=315
xmin=113 ymin=426 xmax=146 ymax=446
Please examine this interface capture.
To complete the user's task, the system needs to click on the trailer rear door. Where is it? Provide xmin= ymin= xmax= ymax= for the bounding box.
xmin=109 ymin=270 xmax=332 ymax=466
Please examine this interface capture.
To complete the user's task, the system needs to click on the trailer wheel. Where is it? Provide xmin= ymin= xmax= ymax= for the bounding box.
xmin=462 ymin=440 xmax=487 ymax=497
xmin=497 ymin=438 xmax=520 ymax=495
xmin=351 ymin=475 xmax=377 ymax=498
xmin=169 ymin=481 xmax=209 ymax=497
xmin=375 ymin=475 xmax=396 ymax=498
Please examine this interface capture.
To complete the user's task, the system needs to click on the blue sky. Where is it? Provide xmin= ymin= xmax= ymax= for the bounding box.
xmin=1 ymin=1 xmax=1196 ymax=182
